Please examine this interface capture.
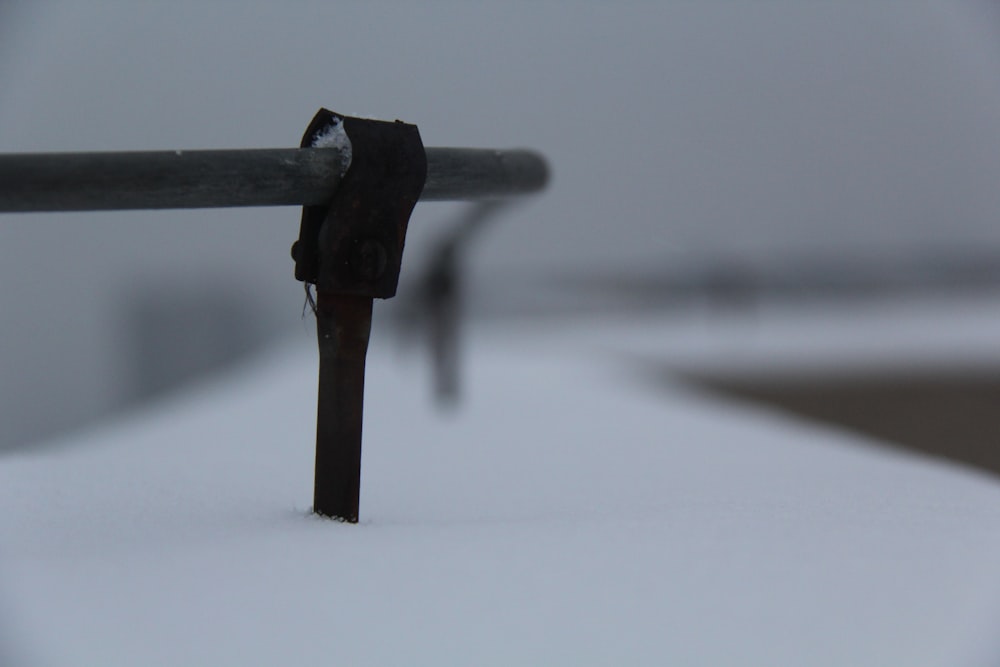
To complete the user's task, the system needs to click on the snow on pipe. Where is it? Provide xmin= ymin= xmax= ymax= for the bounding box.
xmin=0 ymin=146 xmax=549 ymax=213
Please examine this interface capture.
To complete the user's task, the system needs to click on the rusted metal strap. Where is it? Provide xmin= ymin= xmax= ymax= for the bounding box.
xmin=296 ymin=110 xmax=426 ymax=521
xmin=313 ymin=293 xmax=372 ymax=523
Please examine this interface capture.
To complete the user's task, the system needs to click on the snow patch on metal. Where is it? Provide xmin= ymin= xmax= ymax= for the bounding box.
xmin=311 ymin=115 xmax=352 ymax=175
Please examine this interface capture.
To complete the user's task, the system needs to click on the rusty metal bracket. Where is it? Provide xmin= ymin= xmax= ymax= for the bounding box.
xmin=293 ymin=109 xmax=427 ymax=297
xmin=294 ymin=109 xmax=427 ymax=521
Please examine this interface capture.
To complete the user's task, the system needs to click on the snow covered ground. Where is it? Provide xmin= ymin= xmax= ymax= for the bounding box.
xmin=3 ymin=298 xmax=1000 ymax=665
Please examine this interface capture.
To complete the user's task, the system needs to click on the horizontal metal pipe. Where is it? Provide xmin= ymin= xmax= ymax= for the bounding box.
xmin=0 ymin=147 xmax=548 ymax=213
xmin=423 ymin=148 xmax=549 ymax=202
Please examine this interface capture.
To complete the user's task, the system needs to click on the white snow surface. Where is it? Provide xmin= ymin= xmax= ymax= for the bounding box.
xmin=3 ymin=307 xmax=1000 ymax=665
xmin=310 ymin=115 xmax=352 ymax=175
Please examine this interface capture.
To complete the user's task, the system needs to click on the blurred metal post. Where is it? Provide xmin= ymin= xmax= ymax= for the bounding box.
xmin=411 ymin=201 xmax=513 ymax=405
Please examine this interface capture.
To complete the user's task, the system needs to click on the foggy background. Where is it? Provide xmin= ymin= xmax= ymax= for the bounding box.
xmin=2 ymin=1 xmax=1000 ymax=451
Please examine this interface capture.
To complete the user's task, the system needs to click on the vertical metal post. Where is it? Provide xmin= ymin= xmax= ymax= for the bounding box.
xmin=426 ymin=245 xmax=461 ymax=404
xmin=313 ymin=292 xmax=373 ymax=521
xmin=294 ymin=109 xmax=427 ymax=522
